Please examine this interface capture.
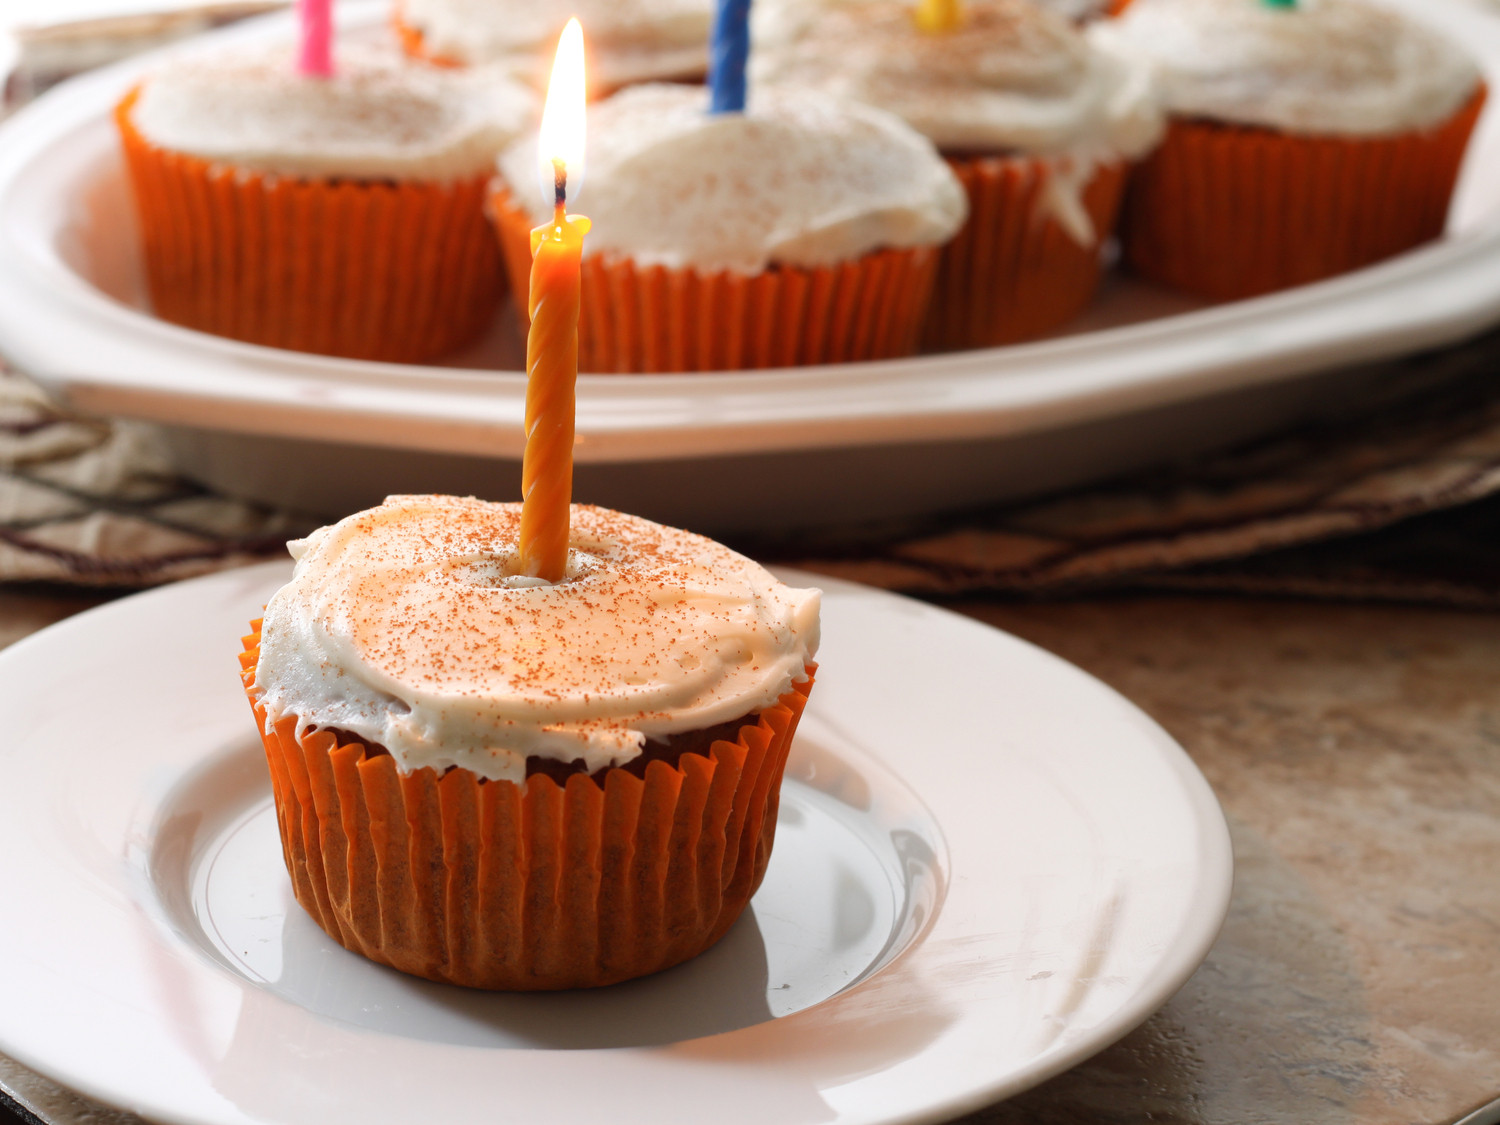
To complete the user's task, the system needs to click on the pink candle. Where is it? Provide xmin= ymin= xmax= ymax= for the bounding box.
xmin=298 ymin=0 xmax=334 ymax=77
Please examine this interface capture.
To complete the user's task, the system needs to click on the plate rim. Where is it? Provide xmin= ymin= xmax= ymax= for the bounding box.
xmin=0 ymin=561 xmax=1233 ymax=1125
xmin=0 ymin=0 xmax=1497 ymax=463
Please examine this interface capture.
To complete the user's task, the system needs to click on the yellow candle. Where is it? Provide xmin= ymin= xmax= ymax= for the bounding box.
xmin=518 ymin=19 xmax=588 ymax=582
xmin=915 ymin=0 xmax=963 ymax=32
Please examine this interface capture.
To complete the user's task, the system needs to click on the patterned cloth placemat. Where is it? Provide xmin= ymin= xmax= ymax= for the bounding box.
xmin=4 ymin=325 xmax=1500 ymax=604
xmin=748 ymin=328 xmax=1500 ymax=607
xmin=0 ymin=369 xmax=310 ymax=585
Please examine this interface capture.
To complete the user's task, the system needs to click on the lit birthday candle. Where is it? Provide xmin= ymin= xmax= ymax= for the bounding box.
xmin=709 ymin=0 xmax=753 ymax=114
xmin=297 ymin=0 xmax=334 ymax=77
xmin=914 ymin=0 xmax=963 ymax=33
xmin=519 ymin=18 xmax=591 ymax=582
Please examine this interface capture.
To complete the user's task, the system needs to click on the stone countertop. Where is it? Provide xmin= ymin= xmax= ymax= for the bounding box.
xmin=954 ymin=597 xmax=1500 ymax=1125
xmin=0 ymin=588 xmax=1497 ymax=1125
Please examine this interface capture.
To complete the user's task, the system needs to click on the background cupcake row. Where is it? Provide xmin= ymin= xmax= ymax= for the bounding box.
xmin=115 ymin=0 xmax=1486 ymax=371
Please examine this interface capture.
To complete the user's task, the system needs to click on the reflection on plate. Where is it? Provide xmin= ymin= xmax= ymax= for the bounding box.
xmin=0 ymin=562 xmax=1231 ymax=1125
xmin=175 ymin=724 xmax=940 ymax=1050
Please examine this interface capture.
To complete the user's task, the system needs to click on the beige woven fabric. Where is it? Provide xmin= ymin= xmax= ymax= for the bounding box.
xmin=4 ymin=337 xmax=1500 ymax=604
xmin=0 ymin=369 xmax=310 ymax=585
xmin=762 ymin=332 xmax=1500 ymax=606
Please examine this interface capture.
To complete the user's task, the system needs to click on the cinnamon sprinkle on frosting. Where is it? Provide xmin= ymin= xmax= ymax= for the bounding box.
xmin=252 ymin=496 xmax=821 ymax=783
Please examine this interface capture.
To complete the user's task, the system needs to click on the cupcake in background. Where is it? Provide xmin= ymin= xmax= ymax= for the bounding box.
xmin=490 ymin=83 xmax=967 ymax=372
xmin=116 ymin=42 xmax=535 ymax=362
xmin=395 ymin=0 xmax=713 ymax=94
xmin=1099 ymin=0 xmax=1485 ymax=300
xmin=752 ymin=0 xmax=1163 ymax=350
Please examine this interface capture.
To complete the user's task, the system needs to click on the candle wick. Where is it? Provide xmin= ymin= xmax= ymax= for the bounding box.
xmin=553 ymin=158 xmax=567 ymax=211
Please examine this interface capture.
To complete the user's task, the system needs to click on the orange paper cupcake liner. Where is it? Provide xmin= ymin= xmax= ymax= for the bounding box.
xmin=240 ymin=622 xmax=814 ymax=990
xmin=491 ymin=185 xmax=939 ymax=372
xmin=116 ymin=88 xmax=504 ymax=363
xmin=1120 ymin=88 xmax=1487 ymax=302
xmin=922 ymin=155 xmax=1127 ymax=351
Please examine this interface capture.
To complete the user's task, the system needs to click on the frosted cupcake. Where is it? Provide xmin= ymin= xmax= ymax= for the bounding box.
xmin=490 ymin=83 xmax=967 ymax=372
xmin=240 ymin=495 xmax=819 ymax=990
xmin=752 ymin=0 xmax=1163 ymax=349
xmin=1099 ymin=0 xmax=1485 ymax=299
xmin=117 ymin=43 xmax=535 ymax=362
xmin=394 ymin=0 xmax=712 ymax=94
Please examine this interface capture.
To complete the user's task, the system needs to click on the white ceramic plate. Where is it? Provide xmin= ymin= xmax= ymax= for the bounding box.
xmin=0 ymin=562 xmax=1229 ymax=1125
xmin=0 ymin=0 xmax=1498 ymax=529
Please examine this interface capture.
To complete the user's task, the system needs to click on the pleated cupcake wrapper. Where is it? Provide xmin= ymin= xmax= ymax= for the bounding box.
xmin=116 ymin=88 xmax=504 ymax=363
xmin=240 ymin=622 xmax=814 ymax=990
xmin=491 ymin=185 xmax=938 ymax=372
xmin=922 ymin=155 xmax=1126 ymax=351
xmin=1120 ymin=87 xmax=1487 ymax=302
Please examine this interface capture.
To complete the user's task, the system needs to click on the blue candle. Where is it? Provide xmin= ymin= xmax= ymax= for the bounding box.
xmin=708 ymin=0 xmax=752 ymax=114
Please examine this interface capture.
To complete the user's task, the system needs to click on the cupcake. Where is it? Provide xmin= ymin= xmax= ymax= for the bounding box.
xmin=394 ymin=0 xmax=713 ymax=94
xmin=116 ymin=43 xmax=535 ymax=362
xmin=239 ymin=495 xmax=820 ymax=990
xmin=490 ymin=83 xmax=967 ymax=372
xmin=751 ymin=0 xmax=1163 ymax=349
xmin=1099 ymin=0 xmax=1485 ymax=300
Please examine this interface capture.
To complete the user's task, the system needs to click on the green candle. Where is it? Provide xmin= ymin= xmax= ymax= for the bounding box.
xmin=1262 ymin=0 xmax=1296 ymax=8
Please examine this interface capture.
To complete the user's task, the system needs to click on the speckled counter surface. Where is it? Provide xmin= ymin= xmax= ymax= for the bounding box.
xmin=953 ymin=598 xmax=1500 ymax=1125
xmin=1 ymin=590 xmax=1497 ymax=1125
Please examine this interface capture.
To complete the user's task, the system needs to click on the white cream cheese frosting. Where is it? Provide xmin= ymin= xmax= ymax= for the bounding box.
xmin=129 ymin=42 xmax=536 ymax=180
xmin=497 ymin=83 xmax=967 ymax=273
xmin=1094 ymin=0 xmax=1481 ymax=136
xmin=749 ymin=0 xmax=1163 ymax=159
xmin=252 ymin=496 xmax=821 ymax=785
xmin=399 ymin=0 xmax=711 ymax=91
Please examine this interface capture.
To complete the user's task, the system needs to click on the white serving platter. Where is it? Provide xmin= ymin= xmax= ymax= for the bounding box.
xmin=1 ymin=0 xmax=1499 ymax=530
xmin=0 ymin=563 xmax=1232 ymax=1125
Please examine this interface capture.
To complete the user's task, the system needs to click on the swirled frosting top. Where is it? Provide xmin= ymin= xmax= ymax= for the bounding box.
xmin=252 ymin=496 xmax=821 ymax=784
xmin=399 ymin=0 xmax=711 ymax=90
xmin=749 ymin=0 xmax=1163 ymax=157
xmin=496 ymin=83 xmax=967 ymax=272
xmin=129 ymin=42 xmax=536 ymax=180
xmin=1094 ymin=0 xmax=1481 ymax=136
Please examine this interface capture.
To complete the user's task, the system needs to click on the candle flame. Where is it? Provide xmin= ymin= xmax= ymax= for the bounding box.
xmin=538 ymin=18 xmax=586 ymax=211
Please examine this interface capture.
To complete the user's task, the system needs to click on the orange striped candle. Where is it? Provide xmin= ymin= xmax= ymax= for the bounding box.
xmin=518 ymin=19 xmax=589 ymax=582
